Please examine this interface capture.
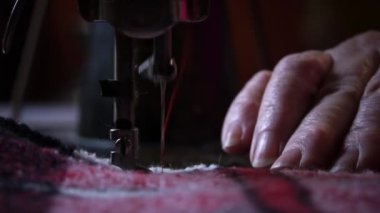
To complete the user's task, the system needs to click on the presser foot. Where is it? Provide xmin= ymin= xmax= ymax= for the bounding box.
xmin=109 ymin=128 xmax=143 ymax=170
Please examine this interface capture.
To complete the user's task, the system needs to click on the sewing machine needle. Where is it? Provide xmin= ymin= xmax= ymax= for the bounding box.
xmin=160 ymin=79 xmax=166 ymax=169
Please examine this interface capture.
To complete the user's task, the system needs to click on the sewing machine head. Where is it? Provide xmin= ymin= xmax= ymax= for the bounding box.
xmin=78 ymin=0 xmax=209 ymax=39
xmin=77 ymin=0 xmax=210 ymax=169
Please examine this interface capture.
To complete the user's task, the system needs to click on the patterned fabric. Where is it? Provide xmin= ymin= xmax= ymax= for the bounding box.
xmin=0 ymin=121 xmax=380 ymax=212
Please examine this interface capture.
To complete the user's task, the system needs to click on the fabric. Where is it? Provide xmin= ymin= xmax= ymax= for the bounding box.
xmin=0 ymin=119 xmax=380 ymax=212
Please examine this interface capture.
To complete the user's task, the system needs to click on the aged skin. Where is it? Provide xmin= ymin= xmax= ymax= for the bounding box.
xmin=222 ymin=31 xmax=380 ymax=172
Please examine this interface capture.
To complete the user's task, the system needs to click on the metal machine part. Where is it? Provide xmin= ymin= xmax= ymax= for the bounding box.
xmin=2 ymin=0 xmax=21 ymax=54
xmin=77 ymin=0 xmax=210 ymax=169
xmin=77 ymin=0 xmax=209 ymax=38
xmin=2 ymin=0 xmax=49 ymax=121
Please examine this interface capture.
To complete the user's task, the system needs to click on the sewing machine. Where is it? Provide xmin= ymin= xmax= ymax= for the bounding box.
xmin=77 ymin=0 xmax=210 ymax=169
xmin=1 ymin=0 xmax=210 ymax=169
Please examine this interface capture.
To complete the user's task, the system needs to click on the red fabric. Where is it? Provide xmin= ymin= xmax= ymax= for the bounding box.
xmin=1 ymin=135 xmax=380 ymax=213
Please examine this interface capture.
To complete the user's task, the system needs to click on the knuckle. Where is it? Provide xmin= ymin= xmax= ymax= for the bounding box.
xmin=280 ymin=51 xmax=321 ymax=70
xmin=256 ymin=128 xmax=277 ymax=138
xmin=347 ymin=121 xmax=380 ymax=149
xmin=276 ymin=51 xmax=329 ymax=82
xmin=364 ymin=72 xmax=380 ymax=97
xmin=319 ymin=82 xmax=362 ymax=105
xmin=307 ymin=126 xmax=330 ymax=144
xmin=291 ymin=125 xmax=330 ymax=155
xmin=338 ymin=84 xmax=362 ymax=102
xmin=279 ymin=53 xmax=301 ymax=67
xmin=359 ymin=30 xmax=380 ymax=42
xmin=355 ymin=30 xmax=380 ymax=50
xmin=300 ymin=126 xmax=330 ymax=154
xmin=363 ymin=30 xmax=380 ymax=36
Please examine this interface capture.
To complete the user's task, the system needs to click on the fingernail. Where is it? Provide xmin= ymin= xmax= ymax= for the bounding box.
xmin=271 ymin=149 xmax=301 ymax=170
xmin=331 ymin=164 xmax=356 ymax=173
xmin=330 ymin=166 xmax=344 ymax=173
xmin=251 ymin=133 xmax=278 ymax=168
xmin=252 ymin=157 xmax=276 ymax=168
xmin=223 ymin=123 xmax=242 ymax=150
xmin=271 ymin=161 xmax=290 ymax=170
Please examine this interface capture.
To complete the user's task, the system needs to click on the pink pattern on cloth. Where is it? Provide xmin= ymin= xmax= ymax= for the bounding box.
xmin=1 ymin=136 xmax=380 ymax=213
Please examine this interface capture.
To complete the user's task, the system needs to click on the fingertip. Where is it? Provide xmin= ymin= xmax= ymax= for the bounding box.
xmin=251 ymin=158 xmax=276 ymax=168
xmin=330 ymin=166 xmax=353 ymax=173
xmin=250 ymin=132 xmax=281 ymax=168
xmin=270 ymin=148 xmax=301 ymax=170
xmin=356 ymin=150 xmax=380 ymax=172
xmin=330 ymin=148 xmax=358 ymax=173
xmin=222 ymin=122 xmax=247 ymax=154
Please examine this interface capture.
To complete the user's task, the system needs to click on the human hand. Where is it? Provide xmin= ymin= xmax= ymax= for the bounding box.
xmin=221 ymin=31 xmax=380 ymax=172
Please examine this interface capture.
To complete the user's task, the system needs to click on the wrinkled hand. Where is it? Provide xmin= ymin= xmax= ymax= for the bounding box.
xmin=222 ymin=31 xmax=380 ymax=172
